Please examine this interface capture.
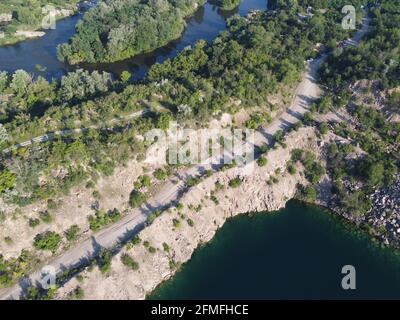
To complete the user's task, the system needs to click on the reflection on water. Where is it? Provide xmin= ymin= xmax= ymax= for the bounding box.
xmin=0 ymin=0 xmax=267 ymax=80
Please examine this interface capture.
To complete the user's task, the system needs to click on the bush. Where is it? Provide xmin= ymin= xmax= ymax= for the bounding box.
xmin=97 ymin=249 xmax=112 ymax=274
xmin=88 ymin=209 xmax=121 ymax=231
xmin=68 ymin=286 xmax=85 ymax=300
xmin=146 ymin=210 xmax=161 ymax=225
xmin=33 ymin=231 xmax=62 ymax=252
xmin=121 ymin=253 xmax=139 ymax=270
xmin=288 ymin=164 xmax=297 ymax=175
xmin=228 ymin=177 xmax=242 ymax=188
xmin=47 ymin=199 xmax=58 ymax=210
xmin=172 ymin=218 xmax=181 ymax=229
xmin=154 ymin=168 xmax=168 ymax=181
xmin=291 ymin=149 xmax=304 ymax=162
xmin=64 ymin=225 xmax=80 ymax=242
xmin=129 ymin=190 xmax=147 ymax=208
xmin=4 ymin=236 xmax=12 ymax=244
xmin=187 ymin=218 xmax=194 ymax=227
xmin=273 ymin=130 xmax=284 ymax=144
xmin=39 ymin=211 xmax=52 ymax=223
xmin=134 ymin=175 xmax=151 ymax=189
xmin=319 ymin=122 xmax=329 ymax=135
xmin=162 ymin=242 xmax=170 ymax=252
xmin=29 ymin=218 xmax=40 ymax=228
xmin=301 ymin=185 xmax=317 ymax=201
xmin=132 ymin=235 xmax=141 ymax=245
xmin=186 ymin=176 xmax=201 ymax=187
xmin=257 ymin=156 xmax=267 ymax=167
xmin=92 ymin=190 xmax=101 ymax=199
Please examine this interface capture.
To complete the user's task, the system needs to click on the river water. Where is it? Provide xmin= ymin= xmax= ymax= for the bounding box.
xmin=0 ymin=0 xmax=268 ymax=80
xmin=149 ymin=201 xmax=400 ymax=299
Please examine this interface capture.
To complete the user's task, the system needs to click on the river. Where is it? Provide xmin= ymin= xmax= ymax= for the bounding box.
xmin=149 ymin=201 xmax=400 ymax=299
xmin=0 ymin=0 xmax=268 ymax=80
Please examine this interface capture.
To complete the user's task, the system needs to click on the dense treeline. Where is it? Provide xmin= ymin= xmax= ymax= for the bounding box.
xmin=319 ymin=0 xmax=400 ymax=89
xmin=317 ymin=0 xmax=400 ymax=216
xmin=0 ymin=0 xmax=79 ymax=45
xmin=0 ymin=69 xmax=113 ymax=126
xmin=57 ymin=0 xmax=206 ymax=64
xmin=0 ymin=2 xmax=365 ymax=205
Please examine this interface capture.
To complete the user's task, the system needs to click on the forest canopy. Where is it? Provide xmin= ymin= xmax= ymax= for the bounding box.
xmin=57 ymin=0 xmax=206 ymax=64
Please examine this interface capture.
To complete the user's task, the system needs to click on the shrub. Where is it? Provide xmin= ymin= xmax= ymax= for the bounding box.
xmin=204 ymin=170 xmax=213 ymax=177
xmin=273 ymin=130 xmax=284 ymax=144
xmin=29 ymin=218 xmax=40 ymax=228
xmin=154 ymin=168 xmax=168 ymax=181
xmin=186 ymin=176 xmax=201 ymax=187
xmin=97 ymin=249 xmax=112 ymax=274
xmin=148 ymin=246 xmax=156 ymax=254
xmin=92 ymin=190 xmax=101 ymax=199
xmin=146 ymin=212 xmax=157 ymax=225
xmin=162 ymin=242 xmax=170 ymax=252
xmin=259 ymin=144 xmax=269 ymax=153
xmin=131 ymin=236 xmax=141 ymax=245
xmin=291 ymin=149 xmax=304 ymax=162
xmin=68 ymin=286 xmax=85 ymax=300
xmin=172 ymin=218 xmax=181 ymax=229
xmin=210 ymin=195 xmax=219 ymax=204
xmin=33 ymin=231 xmax=62 ymax=252
xmin=228 ymin=177 xmax=242 ymax=188
xmin=257 ymin=156 xmax=267 ymax=167
xmin=39 ymin=211 xmax=52 ymax=223
xmin=121 ymin=253 xmax=139 ymax=270
xmin=319 ymin=122 xmax=329 ymax=135
xmin=288 ymin=164 xmax=297 ymax=175
xmin=187 ymin=218 xmax=194 ymax=227
xmin=88 ymin=209 xmax=121 ymax=231
xmin=47 ymin=199 xmax=58 ymax=210
xmin=301 ymin=185 xmax=317 ymax=201
xmin=134 ymin=175 xmax=151 ymax=189
xmin=4 ymin=236 xmax=12 ymax=244
xmin=129 ymin=190 xmax=147 ymax=208
xmin=64 ymin=225 xmax=80 ymax=242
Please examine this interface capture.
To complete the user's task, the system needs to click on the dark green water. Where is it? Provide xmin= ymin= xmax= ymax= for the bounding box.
xmin=149 ymin=201 xmax=400 ymax=299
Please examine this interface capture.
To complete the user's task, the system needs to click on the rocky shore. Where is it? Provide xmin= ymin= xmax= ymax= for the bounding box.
xmin=366 ymin=176 xmax=400 ymax=247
